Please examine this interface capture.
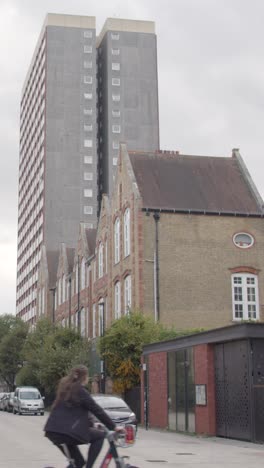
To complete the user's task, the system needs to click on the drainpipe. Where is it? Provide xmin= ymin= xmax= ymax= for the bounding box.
xmin=153 ymin=212 xmax=160 ymax=321
xmin=68 ymin=275 xmax=72 ymax=328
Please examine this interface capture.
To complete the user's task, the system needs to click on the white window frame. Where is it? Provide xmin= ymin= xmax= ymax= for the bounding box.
xmin=98 ymin=242 xmax=104 ymax=278
xmin=112 ymin=110 xmax=120 ymax=118
xmin=124 ymin=208 xmax=130 ymax=257
xmin=84 ymin=61 xmax=92 ymax=69
xmin=98 ymin=299 xmax=105 ymax=337
xmin=84 ymin=45 xmax=92 ymax=53
xmin=84 ymin=206 xmax=93 ymax=215
xmin=112 ymin=78 xmax=120 ymax=86
xmin=112 ymin=62 xmax=120 ymax=70
xmin=84 ymin=172 xmax=93 ymax=180
xmin=114 ymin=218 xmax=120 ymax=264
xmin=84 ymin=156 xmax=93 ymax=164
xmin=84 ymin=108 xmax=93 ymax=115
xmin=124 ymin=275 xmax=132 ymax=314
xmin=84 ymin=93 xmax=93 ymax=100
xmin=111 ymin=33 xmax=119 ymax=40
xmin=112 ymin=94 xmax=120 ymax=102
xmin=84 ymin=75 xmax=93 ymax=84
xmin=112 ymin=125 xmax=121 ymax=134
xmin=111 ymin=48 xmax=120 ymax=55
xmin=84 ymin=31 xmax=93 ymax=38
xmin=231 ymin=273 xmax=259 ymax=321
xmin=84 ymin=124 xmax=93 ymax=131
xmin=84 ymin=139 xmax=93 ymax=148
xmin=84 ymin=189 xmax=93 ymax=197
xmin=112 ymin=140 xmax=119 ymax=149
xmin=113 ymin=157 xmax=118 ymax=166
xmin=114 ymin=282 xmax=121 ymax=319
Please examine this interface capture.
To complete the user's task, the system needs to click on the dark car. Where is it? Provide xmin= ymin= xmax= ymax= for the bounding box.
xmin=92 ymin=394 xmax=137 ymax=429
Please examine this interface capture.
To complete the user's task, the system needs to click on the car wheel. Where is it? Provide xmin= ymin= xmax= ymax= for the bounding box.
xmin=41 ymin=412 xmax=44 ymax=416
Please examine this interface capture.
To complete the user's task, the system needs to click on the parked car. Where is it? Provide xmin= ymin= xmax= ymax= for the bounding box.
xmin=13 ymin=386 xmax=45 ymax=415
xmin=5 ymin=392 xmax=14 ymax=412
xmin=92 ymin=394 xmax=137 ymax=429
xmin=0 ymin=393 xmax=9 ymax=411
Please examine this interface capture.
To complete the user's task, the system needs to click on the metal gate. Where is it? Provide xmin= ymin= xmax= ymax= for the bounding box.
xmin=215 ymin=340 xmax=252 ymax=441
xmin=252 ymin=339 xmax=264 ymax=442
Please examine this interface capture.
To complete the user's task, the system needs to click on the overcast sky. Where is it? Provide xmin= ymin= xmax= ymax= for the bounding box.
xmin=1 ymin=0 xmax=264 ymax=315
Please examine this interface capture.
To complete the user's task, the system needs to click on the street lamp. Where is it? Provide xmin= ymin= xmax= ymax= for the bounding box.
xmin=99 ymin=301 xmax=105 ymax=393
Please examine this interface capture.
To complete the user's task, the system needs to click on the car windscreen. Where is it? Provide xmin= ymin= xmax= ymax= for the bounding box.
xmin=94 ymin=397 xmax=128 ymax=409
xmin=19 ymin=391 xmax=40 ymax=400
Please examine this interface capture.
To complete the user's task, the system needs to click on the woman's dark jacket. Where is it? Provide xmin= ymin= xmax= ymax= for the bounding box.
xmin=44 ymin=386 xmax=115 ymax=443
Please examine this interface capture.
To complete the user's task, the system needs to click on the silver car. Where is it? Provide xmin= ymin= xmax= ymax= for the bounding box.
xmin=13 ymin=386 xmax=45 ymax=415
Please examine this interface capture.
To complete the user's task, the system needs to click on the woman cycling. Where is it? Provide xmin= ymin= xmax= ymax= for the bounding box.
xmin=44 ymin=365 xmax=120 ymax=468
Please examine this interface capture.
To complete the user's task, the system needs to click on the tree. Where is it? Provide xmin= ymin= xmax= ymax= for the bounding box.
xmin=0 ymin=316 xmax=28 ymax=390
xmin=17 ymin=318 xmax=91 ymax=401
xmin=99 ymin=311 xmax=202 ymax=394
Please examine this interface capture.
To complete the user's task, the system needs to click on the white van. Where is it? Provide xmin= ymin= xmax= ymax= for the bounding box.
xmin=13 ymin=386 xmax=44 ymax=415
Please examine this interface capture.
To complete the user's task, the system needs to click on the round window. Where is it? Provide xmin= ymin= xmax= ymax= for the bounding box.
xmin=233 ymin=232 xmax=254 ymax=248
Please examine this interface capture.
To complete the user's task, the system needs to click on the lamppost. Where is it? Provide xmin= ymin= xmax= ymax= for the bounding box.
xmin=99 ymin=301 xmax=105 ymax=393
xmin=49 ymin=287 xmax=56 ymax=324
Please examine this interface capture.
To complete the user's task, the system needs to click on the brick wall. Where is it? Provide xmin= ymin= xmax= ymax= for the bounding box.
xmin=194 ymin=344 xmax=216 ymax=435
xmin=148 ymin=352 xmax=168 ymax=428
xmin=143 ymin=213 xmax=264 ymax=329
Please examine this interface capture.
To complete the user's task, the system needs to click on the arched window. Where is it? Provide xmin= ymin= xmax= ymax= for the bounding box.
xmin=124 ymin=275 xmax=132 ymax=314
xmin=124 ymin=208 xmax=130 ymax=257
xmin=81 ymin=257 xmax=86 ymax=290
xmin=114 ymin=282 xmax=121 ymax=319
xmin=231 ymin=273 xmax=259 ymax=320
xmin=114 ymin=218 xmax=120 ymax=264
xmin=98 ymin=299 xmax=105 ymax=336
xmin=98 ymin=243 xmax=104 ymax=278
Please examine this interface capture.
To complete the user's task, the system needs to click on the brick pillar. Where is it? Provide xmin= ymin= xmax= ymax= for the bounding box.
xmin=194 ymin=344 xmax=216 ymax=435
xmin=148 ymin=352 xmax=168 ymax=428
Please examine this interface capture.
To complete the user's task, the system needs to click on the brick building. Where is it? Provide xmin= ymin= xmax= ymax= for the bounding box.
xmin=37 ymin=143 xmax=264 ymax=335
xmin=141 ymin=323 xmax=264 ymax=442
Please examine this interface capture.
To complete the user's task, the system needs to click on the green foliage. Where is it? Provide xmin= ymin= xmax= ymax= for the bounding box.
xmin=0 ymin=315 xmax=28 ymax=390
xmin=99 ymin=311 xmax=200 ymax=394
xmin=17 ymin=318 xmax=90 ymax=400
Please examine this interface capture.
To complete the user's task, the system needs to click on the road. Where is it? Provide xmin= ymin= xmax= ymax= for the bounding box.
xmin=1 ymin=410 xmax=264 ymax=467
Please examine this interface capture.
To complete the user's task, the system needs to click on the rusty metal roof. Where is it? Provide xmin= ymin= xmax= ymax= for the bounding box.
xmin=128 ymin=151 xmax=263 ymax=214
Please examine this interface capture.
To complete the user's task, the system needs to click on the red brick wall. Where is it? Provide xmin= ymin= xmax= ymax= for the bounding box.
xmin=194 ymin=344 xmax=216 ymax=435
xmin=148 ymin=352 xmax=168 ymax=428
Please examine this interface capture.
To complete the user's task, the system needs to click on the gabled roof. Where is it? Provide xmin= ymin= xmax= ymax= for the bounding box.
xmin=66 ymin=247 xmax=75 ymax=272
xmin=46 ymin=250 xmax=60 ymax=288
xmin=128 ymin=149 xmax=263 ymax=215
xmin=85 ymin=228 xmax=97 ymax=256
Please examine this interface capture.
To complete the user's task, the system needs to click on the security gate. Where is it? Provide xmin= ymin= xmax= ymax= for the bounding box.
xmin=252 ymin=339 xmax=264 ymax=442
xmin=215 ymin=340 xmax=252 ymax=441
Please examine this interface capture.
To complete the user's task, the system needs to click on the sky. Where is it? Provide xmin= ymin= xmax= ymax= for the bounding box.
xmin=1 ymin=0 xmax=264 ymax=315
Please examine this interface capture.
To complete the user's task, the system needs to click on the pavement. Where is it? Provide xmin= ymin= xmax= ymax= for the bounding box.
xmin=0 ymin=411 xmax=264 ymax=467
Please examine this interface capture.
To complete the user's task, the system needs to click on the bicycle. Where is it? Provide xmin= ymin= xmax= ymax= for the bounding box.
xmin=47 ymin=424 xmax=139 ymax=468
